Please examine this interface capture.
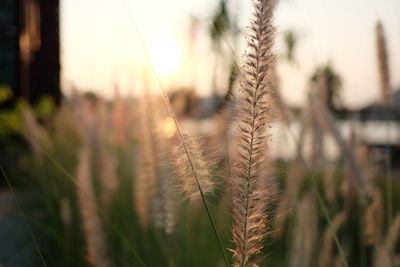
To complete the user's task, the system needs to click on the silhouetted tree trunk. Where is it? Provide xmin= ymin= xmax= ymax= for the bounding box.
xmin=29 ymin=0 xmax=61 ymax=105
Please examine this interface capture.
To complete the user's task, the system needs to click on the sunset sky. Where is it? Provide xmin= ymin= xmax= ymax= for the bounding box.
xmin=61 ymin=0 xmax=400 ymax=108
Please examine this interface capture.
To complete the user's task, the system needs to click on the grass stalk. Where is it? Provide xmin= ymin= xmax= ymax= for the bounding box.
xmin=230 ymin=0 xmax=275 ymax=266
xmin=376 ymin=20 xmax=393 ymax=227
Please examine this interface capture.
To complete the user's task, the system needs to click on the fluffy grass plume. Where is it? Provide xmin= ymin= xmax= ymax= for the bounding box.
xmin=230 ymin=0 xmax=275 ymax=266
xmin=171 ymin=134 xmax=214 ymax=200
xmin=134 ymin=95 xmax=157 ymax=227
xmin=97 ymin=146 xmax=118 ymax=208
xmin=111 ymin=85 xmax=127 ymax=144
xmin=76 ymin=147 xmax=110 ymax=267
xmin=307 ymin=97 xmax=325 ymax=170
xmin=143 ymin=93 xmax=176 ymax=234
xmin=289 ymin=193 xmax=318 ymax=267
xmin=152 ymin=168 xmax=176 ymax=234
xmin=375 ymin=21 xmax=391 ymax=104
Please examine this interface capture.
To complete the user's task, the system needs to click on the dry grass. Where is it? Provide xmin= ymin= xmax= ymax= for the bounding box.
xmin=230 ymin=0 xmax=275 ymax=266
xmin=3 ymin=2 xmax=399 ymax=267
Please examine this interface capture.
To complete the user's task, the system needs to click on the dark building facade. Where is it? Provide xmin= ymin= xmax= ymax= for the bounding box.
xmin=0 ymin=0 xmax=60 ymax=106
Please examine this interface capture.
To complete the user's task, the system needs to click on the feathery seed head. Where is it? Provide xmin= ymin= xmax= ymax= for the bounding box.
xmin=230 ymin=0 xmax=276 ymax=266
xmin=171 ymin=134 xmax=215 ymax=200
xmin=76 ymin=148 xmax=111 ymax=267
xmin=375 ymin=21 xmax=391 ymax=104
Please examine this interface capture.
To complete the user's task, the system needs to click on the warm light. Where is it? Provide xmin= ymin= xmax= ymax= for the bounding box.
xmin=149 ymin=38 xmax=181 ymax=79
xmin=159 ymin=117 xmax=176 ymax=138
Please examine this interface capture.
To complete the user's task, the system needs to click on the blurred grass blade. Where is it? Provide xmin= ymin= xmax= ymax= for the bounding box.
xmin=0 ymin=164 xmax=48 ymax=267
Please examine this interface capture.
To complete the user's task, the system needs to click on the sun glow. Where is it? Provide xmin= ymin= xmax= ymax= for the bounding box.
xmin=149 ymin=38 xmax=182 ymax=79
xmin=159 ymin=117 xmax=176 ymax=138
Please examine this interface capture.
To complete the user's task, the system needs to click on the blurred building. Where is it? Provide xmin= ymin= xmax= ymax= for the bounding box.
xmin=358 ymin=90 xmax=400 ymax=122
xmin=0 ymin=0 xmax=60 ymax=106
xmin=355 ymin=89 xmax=400 ymax=168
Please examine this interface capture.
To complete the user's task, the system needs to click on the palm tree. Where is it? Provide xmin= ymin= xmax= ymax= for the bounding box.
xmin=208 ymin=0 xmax=239 ymax=106
xmin=310 ymin=63 xmax=343 ymax=113
xmin=283 ymin=29 xmax=298 ymax=65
